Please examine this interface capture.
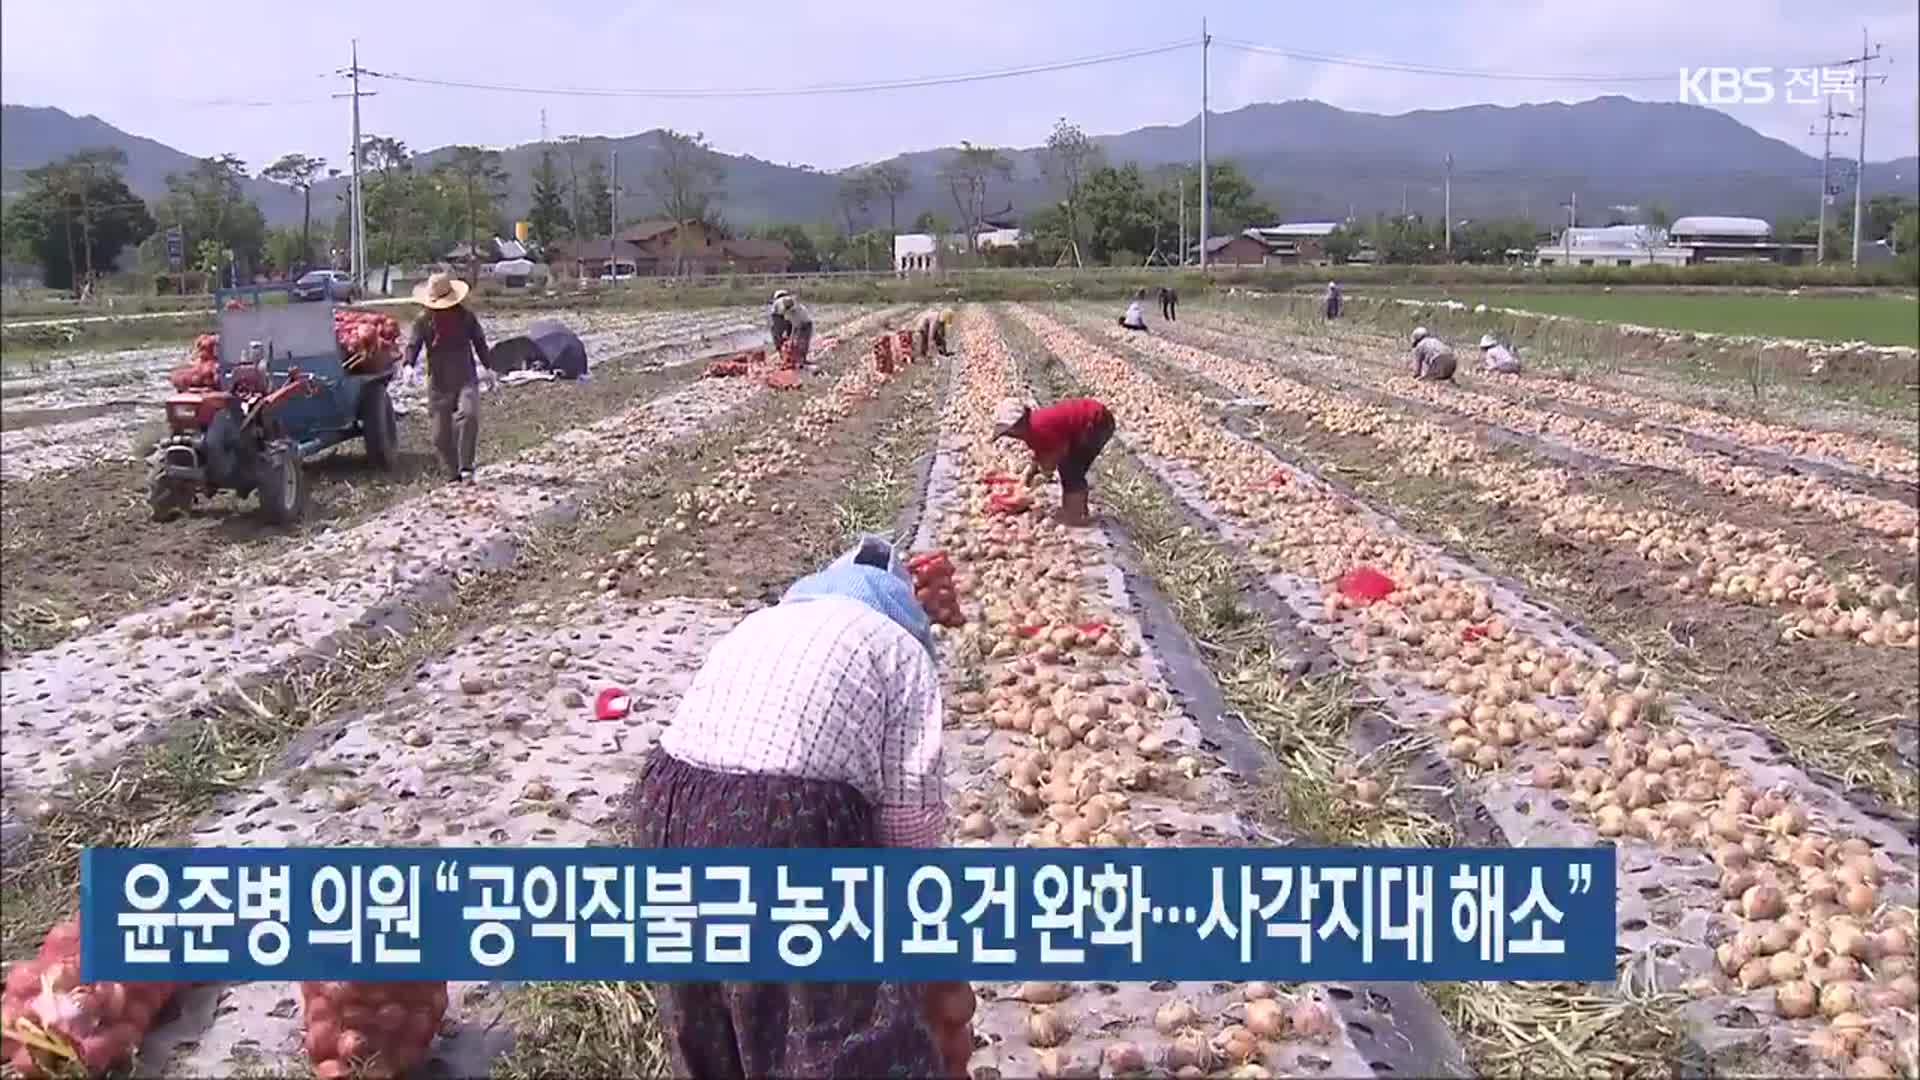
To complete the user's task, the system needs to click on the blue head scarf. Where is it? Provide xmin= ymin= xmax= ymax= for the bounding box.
xmin=781 ymin=534 xmax=935 ymax=655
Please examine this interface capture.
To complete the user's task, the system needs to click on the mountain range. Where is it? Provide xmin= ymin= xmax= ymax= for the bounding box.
xmin=3 ymin=97 xmax=1915 ymax=234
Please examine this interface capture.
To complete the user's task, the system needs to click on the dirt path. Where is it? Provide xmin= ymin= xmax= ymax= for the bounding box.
xmin=1010 ymin=302 xmax=1918 ymax=1077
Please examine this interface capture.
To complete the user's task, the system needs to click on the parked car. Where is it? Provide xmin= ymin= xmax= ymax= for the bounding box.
xmin=292 ymin=269 xmax=359 ymax=302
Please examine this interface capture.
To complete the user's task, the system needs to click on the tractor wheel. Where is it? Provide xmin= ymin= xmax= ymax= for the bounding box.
xmin=361 ymin=382 xmax=399 ymax=471
xmin=257 ymin=444 xmax=309 ymax=525
xmin=147 ymin=470 xmax=190 ymax=522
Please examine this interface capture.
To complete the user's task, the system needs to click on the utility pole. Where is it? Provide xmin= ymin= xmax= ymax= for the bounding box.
xmin=1401 ymin=185 xmax=1409 ymax=218
xmin=1443 ymin=154 xmax=1454 ymax=259
xmin=1811 ymin=97 xmax=1853 ymax=264
xmin=1198 ymin=18 xmax=1211 ymax=270
xmin=610 ymin=149 xmax=619 ymax=245
xmin=1178 ymin=176 xmax=1186 ymax=267
xmin=1563 ymin=191 xmax=1577 ymax=264
xmin=334 ymin=41 xmax=377 ymax=292
xmin=1843 ymin=30 xmax=1885 ymax=266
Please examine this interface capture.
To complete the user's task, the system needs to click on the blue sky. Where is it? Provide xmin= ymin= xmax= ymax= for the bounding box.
xmin=2 ymin=0 xmax=1915 ymax=173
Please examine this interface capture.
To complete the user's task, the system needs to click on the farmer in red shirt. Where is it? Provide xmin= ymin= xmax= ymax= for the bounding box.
xmin=991 ymin=396 xmax=1115 ymax=527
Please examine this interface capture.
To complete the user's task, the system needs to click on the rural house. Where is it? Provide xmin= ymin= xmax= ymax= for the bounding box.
xmin=552 ymin=220 xmax=791 ymax=277
xmin=1246 ymin=222 xmax=1340 ymax=265
xmin=1667 ymin=216 xmax=1803 ymax=264
xmin=1192 ymin=233 xmax=1273 ymax=267
xmin=1533 ymin=224 xmax=1688 ymax=268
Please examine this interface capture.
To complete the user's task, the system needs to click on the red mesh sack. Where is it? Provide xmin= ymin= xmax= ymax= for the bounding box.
xmin=908 ymin=552 xmax=963 ymax=627
xmin=1 ymin=916 xmax=184 ymax=1078
xmin=1336 ymin=566 xmax=1398 ymax=603
xmin=299 ymin=980 xmax=447 ymax=1080
xmin=873 ymin=339 xmax=894 ymax=375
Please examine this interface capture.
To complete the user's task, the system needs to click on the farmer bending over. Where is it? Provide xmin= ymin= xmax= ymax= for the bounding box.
xmin=404 ymin=271 xmax=492 ymax=482
xmin=993 ymin=396 xmax=1116 ymax=528
xmin=1479 ymin=333 xmax=1522 ymax=374
xmin=1159 ymin=285 xmax=1178 ymax=321
xmin=774 ymin=291 xmax=815 ymax=369
xmin=1409 ymin=326 xmax=1457 ymax=382
xmin=625 ymin=535 xmax=973 ymax=1080
xmin=915 ymin=308 xmax=952 ymax=358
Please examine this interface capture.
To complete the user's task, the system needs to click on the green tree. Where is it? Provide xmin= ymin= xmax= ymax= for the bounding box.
xmin=526 ymin=149 xmax=572 ymax=250
xmin=10 ymin=149 xmax=156 ymax=291
xmin=1041 ymin=118 xmax=1103 ymax=266
xmin=581 ymin=158 xmax=612 ymax=237
xmin=911 ymin=210 xmax=951 ymax=235
xmin=1321 ymin=226 xmax=1359 ymax=264
xmin=1079 ymin=164 xmax=1163 ymax=265
xmin=837 ymin=171 xmax=874 ymax=239
xmin=159 ymin=154 xmax=265 ymax=279
xmin=939 ymin=142 xmax=1014 ymax=252
xmin=1453 ymin=220 xmax=1538 ymax=264
xmin=867 ymin=160 xmax=911 ymax=239
xmin=749 ymin=223 xmax=819 ymax=272
xmin=647 ymin=129 xmax=727 ymax=273
xmin=1865 ymin=194 xmax=1917 ymax=245
xmin=359 ymin=136 xmax=419 ymax=293
xmin=263 ymin=227 xmax=308 ymax=276
xmin=1177 ymin=160 xmax=1274 ymax=235
xmin=436 ymin=146 xmax=508 ymax=280
xmin=261 ymin=152 xmax=326 ymax=271
xmin=1643 ymin=202 xmax=1674 ymax=229
xmin=1368 ymin=213 xmax=1443 ymax=264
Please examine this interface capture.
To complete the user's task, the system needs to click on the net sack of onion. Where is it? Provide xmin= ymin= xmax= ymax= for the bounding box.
xmin=908 ymin=552 xmax=964 ymax=627
xmin=1 ymin=916 xmax=185 ymax=1078
xmin=168 ymin=334 xmax=223 ymax=391
xmin=299 ymin=980 xmax=447 ymax=1080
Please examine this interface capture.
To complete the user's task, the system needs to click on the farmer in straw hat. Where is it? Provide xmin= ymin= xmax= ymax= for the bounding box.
xmin=992 ymin=395 xmax=1116 ymax=528
xmin=625 ymin=535 xmax=974 ymax=1079
xmin=404 ymin=271 xmax=493 ymax=482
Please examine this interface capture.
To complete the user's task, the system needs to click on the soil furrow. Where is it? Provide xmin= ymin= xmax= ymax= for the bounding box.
xmin=1011 ymin=299 xmax=1918 ymax=1078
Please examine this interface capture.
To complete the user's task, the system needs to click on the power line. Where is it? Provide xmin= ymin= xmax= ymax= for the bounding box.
xmin=1216 ymin=38 xmax=1852 ymax=84
xmin=362 ymin=40 xmax=1194 ymax=99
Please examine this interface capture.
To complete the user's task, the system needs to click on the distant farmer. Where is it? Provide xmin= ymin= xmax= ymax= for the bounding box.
xmin=915 ymin=308 xmax=951 ymax=358
xmin=1325 ymin=281 xmax=1342 ymax=320
xmin=1409 ymin=326 xmax=1457 ymax=382
xmin=775 ymin=291 xmax=815 ymax=369
xmin=769 ymin=289 xmax=793 ymax=350
xmin=404 ymin=271 xmax=492 ymax=482
xmin=626 ymin=535 xmax=973 ymax=1080
xmin=1119 ymin=290 xmax=1149 ymax=332
xmin=992 ymin=396 xmax=1116 ymax=528
xmin=1479 ymin=333 xmax=1522 ymax=374
xmin=1158 ymin=284 xmax=1178 ymax=321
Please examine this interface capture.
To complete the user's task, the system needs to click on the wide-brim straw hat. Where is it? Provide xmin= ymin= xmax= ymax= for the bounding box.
xmin=413 ymin=272 xmax=470 ymax=310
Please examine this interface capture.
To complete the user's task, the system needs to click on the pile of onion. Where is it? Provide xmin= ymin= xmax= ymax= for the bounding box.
xmin=299 ymin=980 xmax=446 ymax=1080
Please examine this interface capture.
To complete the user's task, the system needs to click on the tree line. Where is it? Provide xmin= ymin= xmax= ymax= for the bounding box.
xmin=6 ymin=122 xmax=1913 ymax=293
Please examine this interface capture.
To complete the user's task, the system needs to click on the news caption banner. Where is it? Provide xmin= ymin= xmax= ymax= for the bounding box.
xmin=81 ymin=847 xmax=1615 ymax=984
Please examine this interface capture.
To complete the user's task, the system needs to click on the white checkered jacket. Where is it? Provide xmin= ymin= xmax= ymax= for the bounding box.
xmin=659 ymin=596 xmax=948 ymax=847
